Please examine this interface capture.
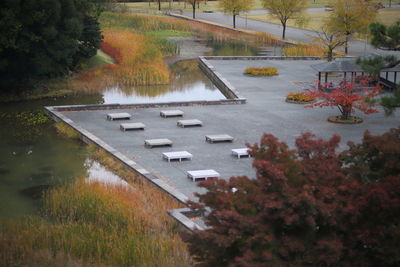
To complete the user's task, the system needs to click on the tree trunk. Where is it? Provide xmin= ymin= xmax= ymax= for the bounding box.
xmin=158 ymin=0 xmax=161 ymax=11
xmin=282 ymin=23 xmax=286 ymax=40
xmin=192 ymin=5 xmax=195 ymax=19
xmin=327 ymin=49 xmax=333 ymax=61
xmin=340 ymin=104 xmax=352 ymax=120
xmin=344 ymin=35 xmax=349 ymax=54
xmin=233 ymin=14 xmax=236 ymax=28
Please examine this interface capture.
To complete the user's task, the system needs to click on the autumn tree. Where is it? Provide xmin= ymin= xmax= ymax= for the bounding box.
xmin=219 ymin=0 xmax=254 ymax=28
xmin=369 ymin=20 xmax=400 ymax=51
xmin=313 ymin=25 xmax=346 ymax=61
xmin=185 ymin=0 xmax=202 ymax=18
xmin=327 ymin=0 xmax=377 ymax=54
xmin=261 ymin=0 xmax=307 ymax=39
xmin=340 ymin=128 xmax=400 ymax=183
xmin=306 ymin=79 xmax=381 ymax=122
xmin=187 ymin=129 xmax=400 ymax=266
xmin=188 ymin=132 xmax=353 ymax=266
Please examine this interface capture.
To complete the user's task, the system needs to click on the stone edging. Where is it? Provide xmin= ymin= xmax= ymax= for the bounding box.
xmin=198 ymin=57 xmax=246 ymax=100
xmin=167 ymin=208 xmax=207 ymax=231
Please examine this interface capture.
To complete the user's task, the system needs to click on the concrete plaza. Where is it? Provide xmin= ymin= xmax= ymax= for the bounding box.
xmin=60 ymin=59 xmax=400 ymax=200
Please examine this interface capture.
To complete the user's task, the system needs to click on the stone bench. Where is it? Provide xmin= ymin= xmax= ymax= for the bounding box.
xmin=205 ymin=134 xmax=234 ymax=143
xmin=144 ymin=138 xmax=173 ymax=148
xmin=120 ymin=123 xmax=145 ymax=131
xmin=177 ymin=119 xmax=203 ymax=128
xmin=187 ymin=169 xmax=220 ymax=182
xmin=160 ymin=110 xmax=184 ymax=118
xmin=106 ymin=112 xmax=131 ymax=121
xmin=162 ymin=151 xmax=193 ymax=162
xmin=231 ymin=148 xmax=250 ymax=158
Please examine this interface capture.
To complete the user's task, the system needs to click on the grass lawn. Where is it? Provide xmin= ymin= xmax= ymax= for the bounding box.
xmin=245 ymin=7 xmax=400 ymax=33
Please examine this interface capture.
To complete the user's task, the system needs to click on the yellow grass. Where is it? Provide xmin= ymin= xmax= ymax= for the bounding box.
xmin=0 ymin=142 xmax=190 ymax=266
xmin=283 ymin=44 xmax=325 ymax=56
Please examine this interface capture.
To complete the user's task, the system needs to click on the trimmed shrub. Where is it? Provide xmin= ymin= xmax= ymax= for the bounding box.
xmin=286 ymin=92 xmax=315 ymax=103
xmin=244 ymin=67 xmax=278 ymax=76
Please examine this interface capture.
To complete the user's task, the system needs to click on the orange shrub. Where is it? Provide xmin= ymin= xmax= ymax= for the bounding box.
xmin=244 ymin=67 xmax=278 ymax=76
xmin=286 ymin=92 xmax=316 ymax=103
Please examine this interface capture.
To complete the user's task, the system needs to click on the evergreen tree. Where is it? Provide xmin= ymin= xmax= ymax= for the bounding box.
xmin=0 ymin=0 xmax=102 ymax=89
xmin=369 ymin=20 xmax=400 ymax=51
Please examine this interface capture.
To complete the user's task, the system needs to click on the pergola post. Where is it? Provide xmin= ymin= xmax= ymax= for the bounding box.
xmin=394 ymin=72 xmax=397 ymax=84
xmin=318 ymin=72 xmax=321 ymax=86
xmin=386 ymin=72 xmax=389 ymax=80
xmin=324 ymin=72 xmax=328 ymax=84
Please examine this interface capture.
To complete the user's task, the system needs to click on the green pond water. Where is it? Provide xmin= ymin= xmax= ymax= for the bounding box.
xmin=0 ymin=38 xmax=280 ymax=222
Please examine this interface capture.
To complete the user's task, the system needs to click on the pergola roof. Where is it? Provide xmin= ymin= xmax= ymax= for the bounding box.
xmin=311 ymin=59 xmax=364 ymax=73
xmin=382 ymin=63 xmax=400 ymax=72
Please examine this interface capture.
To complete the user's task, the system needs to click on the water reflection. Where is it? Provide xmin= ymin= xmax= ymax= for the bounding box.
xmin=85 ymin=159 xmax=130 ymax=187
xmin=102 ymin=59 xmax=224 ymax=104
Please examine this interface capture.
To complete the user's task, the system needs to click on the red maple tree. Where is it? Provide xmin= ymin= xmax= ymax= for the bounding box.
xmin=306 ymin=79 xmax=382 ymax=121
xmin=186 ymin=129 xmax=400 ymax=266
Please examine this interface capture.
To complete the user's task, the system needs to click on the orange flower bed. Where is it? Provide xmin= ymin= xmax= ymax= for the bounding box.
xmin=244 ymin=67 xmax=278 ymax=76
xmin=286 ymin=92 xmax=316 ymax=103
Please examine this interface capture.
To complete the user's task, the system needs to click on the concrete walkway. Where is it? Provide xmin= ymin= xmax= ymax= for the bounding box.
xmin=59 ymin=59 xmax=399 ymax=200
xmin=178 ymin=11 xmax=400 ymax=57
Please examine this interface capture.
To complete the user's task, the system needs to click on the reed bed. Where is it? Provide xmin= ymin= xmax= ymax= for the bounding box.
xmin=0 ymin=123 xmax=190 ymax=266
xmin=71 ymin=12 xmax=281 ymax=93
xmin=283 ymin=44 xmax=325 ymax=57
xmin=71 ymin=30 xmax=172 ymax=92
xmin=0 ymin=180 xmax=190 ymax=266
xmin=100 ymin=12 xmax=191 ymax=33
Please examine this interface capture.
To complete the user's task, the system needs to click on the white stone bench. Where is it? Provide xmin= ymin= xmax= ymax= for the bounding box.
xmin=231 ymin=148 xmax=250 ymax=158
xmin=162 ymin=151 xmax=192 ymax=162
xmin=187 ymin=169 xmax=220 ymax=182
xmin=106 ymin=112 xmax=131 ymax=121
xmin=160 ymin=110 xmax=184 ymax=118
xmin=205 ymin=134 xmax=234 ymax=143
xmin=120 ymin=123 xmax=145 ymax=131
xmin=177 ymin=119 xmax=203 ymax=128
xmin=144 ymin=138 xmax=173 ymax=148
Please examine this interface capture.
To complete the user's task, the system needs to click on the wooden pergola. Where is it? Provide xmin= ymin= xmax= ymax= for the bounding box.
xmin=382 ymin=63 xmax=400 ymax=88
xmin=311 ymin=59 xmax=364 ymax=86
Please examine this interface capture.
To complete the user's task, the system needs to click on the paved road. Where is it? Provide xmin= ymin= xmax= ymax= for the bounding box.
xmin=179 ymin=10 xmax=400 ymax=57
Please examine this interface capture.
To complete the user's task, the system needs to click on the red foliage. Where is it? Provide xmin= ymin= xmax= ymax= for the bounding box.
xmin=187 ymin=129 xmax=400 ymax=266
xmin=101 ymin=42 xmax=122 ymax=64
xmin=305 ymin=79 xmax=382 ymax=120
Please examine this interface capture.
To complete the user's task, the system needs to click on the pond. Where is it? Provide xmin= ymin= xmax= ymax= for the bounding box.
xmin=0 ymin=37 xmax=281 ymax=222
